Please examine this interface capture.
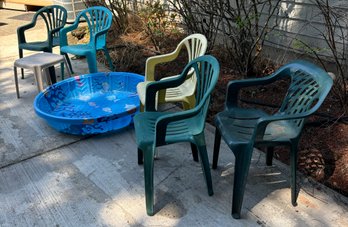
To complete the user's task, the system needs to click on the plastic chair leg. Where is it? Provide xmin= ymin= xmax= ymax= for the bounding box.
xmin=266 ymin=147 xmax=274 ymax=166
xmin=65 ymin=53 xmax=74 ymax=74
xmin=103 ymin=47 xmax=114 ymax=71
xmin=61 ymin=53 xmax=74 ymax=80
xmin=194 ymin=133 xmax=213 ymax=196
xmin=14 ymin=66 xmax=20 ymax=98
xmin=86 ymin=53 xmax=98 ymax=73
xmin=60 ymin=52 xmax=65 ymax=80
xmin=60 ymin=62 xmax=64 ymax=80
xmin=143 ymin=146 xmax=155 ymax=216
xmin=190 ymin=143 xmax=199 ymax=162
xmin=18 ymin=49 xmax=24 ymax=79
xmin=290 ymin=142 xmax=299 ymax=206
xmin=47 ymin=66 xmax=56 ymax=84
xmin=43 ymin=67 xmax=52 ymax=85
xmin=63 ymin=55 xmax=72 ymax=79
xmin=138 ymin=148 xmax=143 ymax=165
xmin=231 ymin=144 xmax=253 ymax=219
xmin=212 ymin=128 xmax=222 ymax=169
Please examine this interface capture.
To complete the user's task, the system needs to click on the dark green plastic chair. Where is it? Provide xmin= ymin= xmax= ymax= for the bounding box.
xmin=17 ymin=5 xmax=67 ymax=80
xmin=212 ymin=60 xmax=333 ymax=219
xmin=134 ymin=55 xmax=220 ymax=216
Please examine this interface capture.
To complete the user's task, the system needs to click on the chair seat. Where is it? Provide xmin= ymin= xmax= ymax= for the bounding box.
xmin=215 ymin=108 xmax=298 ymax=147
xmin=137 ymin=77 xmax=195 ymax=105
xmin=60 ymin=44 xmax=94 ymax=56
xmin=19 ymin=37 xmax=60 ymax=51
xmin=134 ymin=111 xmax=199 ymax=148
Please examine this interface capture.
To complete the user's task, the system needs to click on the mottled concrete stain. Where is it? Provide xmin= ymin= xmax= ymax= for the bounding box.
xmin=193 ymin=194 xmax=202 ymax=203
xmin=0 ymin=93 xmax=81 ymax=168
xmin=0 ymin=143 xmax=16 ymax=164
xmin=57 ymin=164 xmax=110 ymax=204
xmin=0 ymin=106 xmax=23 ymax=162
xmin=0 ymin=108 xmax=46 ymax=167
xmin=156 ymin=189 xmax=187 ymax=219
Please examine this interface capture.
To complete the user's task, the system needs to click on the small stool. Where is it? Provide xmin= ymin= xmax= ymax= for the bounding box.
xmin=14 ymin=52 xmax=72 ymax=98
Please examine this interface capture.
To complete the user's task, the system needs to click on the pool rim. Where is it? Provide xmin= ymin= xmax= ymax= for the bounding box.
xmin=33 ymin=71 xmax=144 ymax=124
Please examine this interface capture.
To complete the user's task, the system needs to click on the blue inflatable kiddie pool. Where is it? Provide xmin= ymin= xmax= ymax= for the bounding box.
xmin=34 ymin=72 xmax=144 ymax=135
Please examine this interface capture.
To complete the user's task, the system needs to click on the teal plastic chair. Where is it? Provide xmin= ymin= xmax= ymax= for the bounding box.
xmin=17 ymin=5 xmax=67 ymax=81
xmin=212 ymin=60 xmax=333 ymax=219
xmin=134 ymin=55 xmax=220 ymax=216
xmin=60 ymin=6 xmax=114 ymax=78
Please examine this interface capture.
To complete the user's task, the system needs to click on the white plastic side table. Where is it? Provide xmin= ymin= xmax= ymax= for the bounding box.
xmin=14 ymin=52 xmax=72 ymax=98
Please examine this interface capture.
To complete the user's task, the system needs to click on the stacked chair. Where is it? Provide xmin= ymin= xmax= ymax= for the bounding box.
xmin=134 ymin=55 xmax=220 ymax=215
xmin=136 ymin=34 xmax=207 ymax=111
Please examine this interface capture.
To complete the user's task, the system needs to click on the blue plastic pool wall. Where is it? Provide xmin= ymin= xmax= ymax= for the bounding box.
xmin=34 ymin=72 xmax=144 ymax=135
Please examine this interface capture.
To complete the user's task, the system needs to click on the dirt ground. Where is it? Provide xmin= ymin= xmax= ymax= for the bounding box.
xmin=83 ymin=28 xmax=348 ymax=197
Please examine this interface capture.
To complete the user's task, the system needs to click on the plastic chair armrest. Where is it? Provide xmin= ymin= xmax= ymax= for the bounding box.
xmin=253 ymin=111 xmax=312 ymax=141
xmin=145 ymin=65 xmax=191 ymax=111
xmin=59 ymin=22 xmax=79 ymax=47
xmin=145 ymin=43 xmax=184 ymax=81
xmin=93 ymin=29 xmax=109 ymax=47
xmin=17 ymin=22 xmax=36 ymax=44
xmin=17 ymin=11 xmax=43 ymax=44
xmin=226 ymin=73 xmax=280 ymax=109
xmin=155 ymin=107 xmax=200 ymax=145
xmin=95 ymin=29 xmax=108 ymax=36
xmin=255 ymin=78 xmax=331 ymax=133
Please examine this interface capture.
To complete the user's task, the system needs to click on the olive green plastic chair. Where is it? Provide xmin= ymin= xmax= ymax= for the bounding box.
xmin=212 ymin=60 xmax=333 ymax=219
xmin=134 ymin=55 xmax=220 ymax=216
xmin=17 ymin=5 xmax=67 ymax=82
xmin=136 ymin=33 xmax=207 ymax=111
xmin=60 ymin=6 xmax=114 ymax=79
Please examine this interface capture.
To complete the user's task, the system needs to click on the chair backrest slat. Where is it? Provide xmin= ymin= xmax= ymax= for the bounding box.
xmin=77 ymin=7 xmax=112 ymax=47
xmin=185 ymin=56 xmax=219 ymax=129
xmin=37 ymin=5 xmax=67 ymax=39
xmin=180 ymin=34 xmax=208 ymax=87
xmin=278 ymin=61 xmax=333 ymax=128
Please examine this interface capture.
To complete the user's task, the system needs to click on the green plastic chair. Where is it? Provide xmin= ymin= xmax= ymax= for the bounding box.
xmin=136 ymin=33 xmax=208 ymax=111
xmin=212 ymin=60 xmax=333 ymax=219
xmin=17 ymin=5 xmax=67 ymax=81
xmin=60 ymin=6 xmax=114 ymax=78
xmin=134 ymin=55 xmax=220 ymax=216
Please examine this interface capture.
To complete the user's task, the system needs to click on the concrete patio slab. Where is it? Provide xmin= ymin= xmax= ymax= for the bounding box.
xmin=0 ymin=8 xmax=347 ymax=226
